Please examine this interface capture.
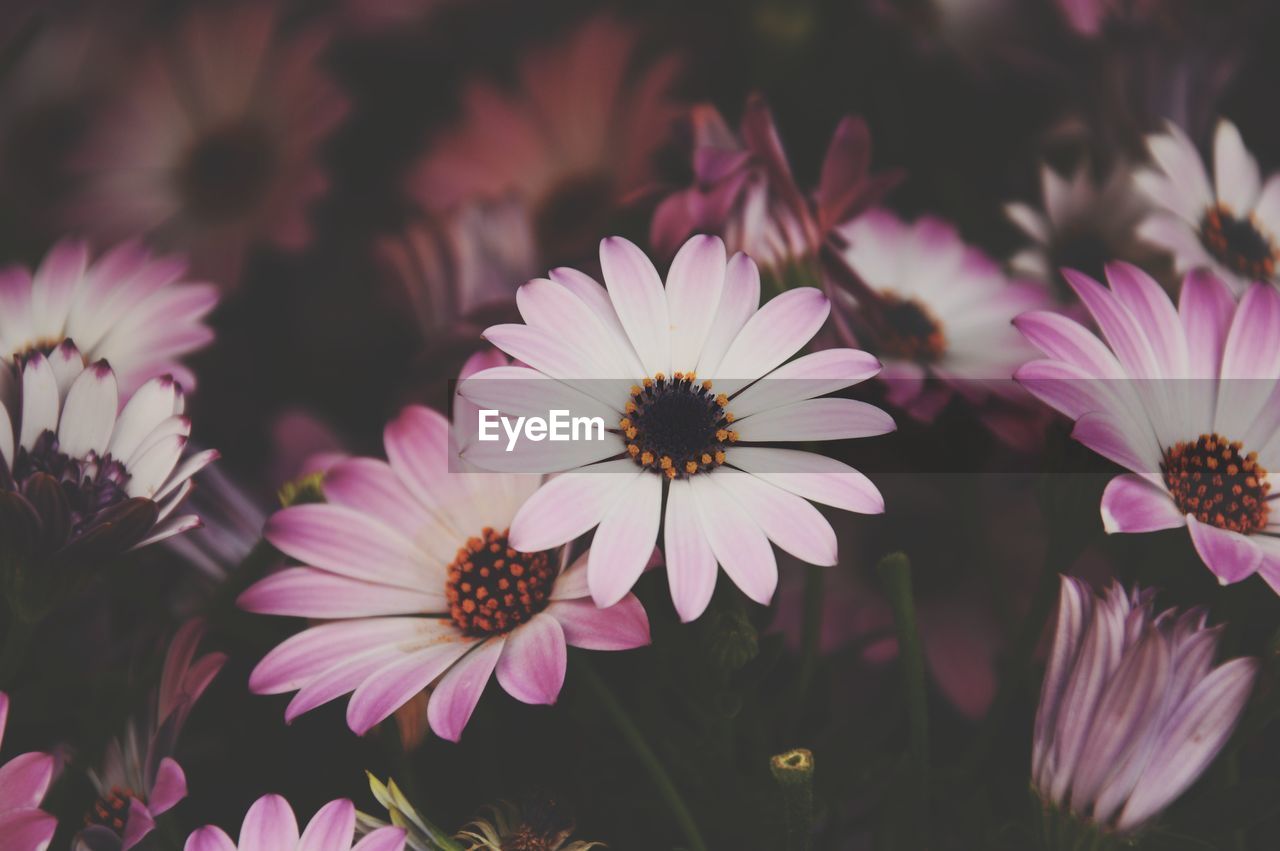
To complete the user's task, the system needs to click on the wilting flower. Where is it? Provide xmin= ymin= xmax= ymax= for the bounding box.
xmin=0 ymin=692 xmax=58 ymax=851
xmin=185 ymin=795 xmax=405 ymax=851
xmin=651 ymin=94 xmax=901 ymax=277
xmin=70 ymin=3 xmax=349 ymax=285
xmin=456 ymin=797 xmax=601 ymax=851
xmin=832 ymin=209 xmax=1052 ymax=444
xmin=241 ymin=352 xmax=651 ymax=741
xmin=459 ymin=235 xmax=891 ymax=621
xmin=1016 ymin=265 xmax=1280 ymax=592
xmin=378 ymin=200 xmax=538 ymax=350
xmin=1005 ymin=160 xmax=1152 ymax=288
xmin=163 ymin=464 xmax=264 ymax=584
xmin=410 ymin=14 xmax=683 ymax=264
xmin=1033 ymin=576 xmax=1258 ymax=834
xmin=75 ymin=619 xmax=226 ymax=851
xmin=1135 ymin=119 xmax=1280 ymax=293
xmin=1 ymin=351 xmax=216 ymax=572
xmin=0 ymin=239 xmax=217 ymax=397
xmin=357 ymin=775 xmax=456 ymax=851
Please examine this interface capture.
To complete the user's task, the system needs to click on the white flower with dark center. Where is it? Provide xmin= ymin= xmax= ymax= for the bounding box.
xmin=0 ymin=346 xmax=216 ymax=563
xmin=1135 ymin=119 xmax=1280 ymax=293
xmin=460 ymin=234 xmax=892 ymax=621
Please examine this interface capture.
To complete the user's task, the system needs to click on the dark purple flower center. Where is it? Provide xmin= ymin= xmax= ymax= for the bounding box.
xmin=84 ymin=786 xmax=136 ymax=835
xmin=177 ymin=122 xmax=276 ymax=222
xmin=1200 ymin=204 xmax=1277 ymax=280
xmin=446 ymin=527 xmax=553 ymax=636
xmin=7 ymin=430 xmax=132 ymax=539
xmin=1161 ymin=433 xmax=1270 ymax=534
xmin=875 ymin=294 xmax=946 ymax=363
xmin=621 ymin=372 xmax=735 ymax=479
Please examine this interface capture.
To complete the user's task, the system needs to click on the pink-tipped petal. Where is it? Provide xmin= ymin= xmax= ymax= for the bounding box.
xmin=427 ymin=638 xmax=505 ymax=742
xmin=509 ymin=461 xmax=640 ymax=553
xmin=587 ymin=471 xmax=662 ymax=607
xmin=351 ymin=826 xmax=408 ymax=851
xmin=712 ymin=288 xmax=830 ymax=384
xmin=599 ymin=236 xmax=671 ymax=377
xmin=548 ymin=595 xmax=650 ymax=651
xmin=1185 ymin=516 xmax=1263 ymax=584
xmin=147 ymin=757 xmax=187 ymax=816
xmin=184 ymin=826 xmax=237 ymax=851
xmin=665 ymin=234 xmax=727 ymax=372
xmin=346 ymin=640 xmax=477 ymax=736
xmin=496 ymin=614 xmax=567 ymax=705
xmin=663 ymin=478 xmax=719 ymax=621
xmin=238 ymin=795 xmax=300 ymax=851
xmin=298 ymin=799 xmax=356 ymax=851
xmin=690 ymin=474 xmax=777 ymax=605
xmin=1100 ymin=474 xmax=1185 ymax=534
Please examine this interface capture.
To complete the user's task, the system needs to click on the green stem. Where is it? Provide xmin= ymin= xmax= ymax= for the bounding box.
xmin=575 ymin=655 xmax=710 ymax=851
xmin=877 ymin=552 xmax=930 ymax=835
xmin=770 ymin=749 xmax=815 ymax=851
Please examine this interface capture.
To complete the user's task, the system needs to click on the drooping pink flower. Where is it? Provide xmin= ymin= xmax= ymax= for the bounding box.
xmin=1 ymin=350 xmax=217 ymax=563
xmin=242 ymin=352 xmax=651 ymax=742
xmin=1016 ymin=264 xmax=1280 ymax=592
xmin=831 ymin=209 xmax=1054 ymax=447
xmin=0 ymin=239 xmax=217 ymax=396
xmin=185 ymin=795 xmax=405 ymax=851
xmin=651 ymin=94 xmax=901 ymax=275
xmin=410 ymin=14 xmax=683 ymax=264
xmin=459 ymin=235 xmax=891 ymax=621
xmin=1033 ymin=576 xmax=1257 ymax=832
xmin=1135 ymin=119 xmax=1280 ymax=294
xmin=0 ymin=692 xmax=58 ymax=851
xmin=75 ymin=619 xmax=226 ymax=851
xmin=69 ymin=3 xmax=349 ymax=286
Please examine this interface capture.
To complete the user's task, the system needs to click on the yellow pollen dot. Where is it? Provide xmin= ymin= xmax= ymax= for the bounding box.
xmin=715 ymin=451 xmax=726 ymax=464
xmin=674 ymin=371 xmax=684 ymax=380
xmin=716 ymin=394 xmax=729 ymax=406
xmin=659 ymin=456 xmax=673 ymax=469
xmin=641 ymin=451 xmax=654 ymax=465
xmin=665 ymin=467 xmax=677 ymax=479
xmin=724 ymin=412 xmax=735 ymax=423
xmin=643 ymin=377 xmax=653 ymax=388
xmin=702 ymin=379 xmax=713 ymax=390
xmin=701 ymin=453 xmax=712 ymax=464
xmin=685 ymin=461 xmax=698 ymax=474
xmin=654 ymin=372 xmax=665 ymax=381
xmin=631 ymin=385 xmax=642 ymax=395
xmin=728 ymin=431 xmax=738 ymax=442
xmin=716 ymin=429 xmax=729 ymax=442
xmin=626 ymin=427 xmax=638 ymax=439
xmin=625 ymin=401 xmax=637 ymax=414
xmin=619 ymin=418 xmax=631 ymax=429
xmin=628 ymin=444 xmax=640 ymax=456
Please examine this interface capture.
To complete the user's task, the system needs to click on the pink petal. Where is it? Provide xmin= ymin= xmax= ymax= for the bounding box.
xmin=0 ymin=808 xmax=57 ymax=851
xmin=1185 ymin=516 xmax=1263 ymax=584
xmin=665 ymin=235 xmax=727 ymax=372
xmin=263 ymin=504 xmax=428 ymax=591
xmin=321 ymin=459 xmax=425 ymax=540
xmin=0 ymin=752 xmax=54 ymax=812
xmin=509 ymin=461 xmax=640 ymax=553
xmin=351 ymin=826 xmax=408 ymax=851
xmin=715 ymin=471 xmax=837 ymax=566
xmin=712 ymin=288 xmax=830 ymax=386
xmin=249 ymin=619 xmax=439 ymax=694
xmin=121 ymin=801 xmax=157 ymax=851
xmin=1104 ymin=262 xmax=1187 ymax=376
xmin=238 ymin=795 xmax=300 ymax=851
xmin=547 ymin=596 xmax=650 ymax=651
xmin=1071 ymin=412 xmax=1157 ymax=475
xmin=727 ymin=446 xmax=884 ymax=514
xmin=734 ymin=398 xmax=894 ymax=442
xmin=1179 ymin=269 xmax=1237 ymax=379
xmin=346 ymin=639 xmax=477 ymax=736
xmin=663 ymin=478 xmax=719 ymax=621
xmin=729 ymin=348 xmax=881 ymax=419
xmin=57 ymin=363 xmax=119 ymax=458
xmin=1099 ymin=474 xmax=1185 ymax=534
xmin=496 ymin=614 xmax=567 ymax=705
xmin=184 ymin=826 xmax=237 ymax=851
xmin=696 ymin=253 xmax=761 ymax=378
xmin=238 ymin=568 xmax=445 ymax=618
xmin=587 ymin=471 xmax=662 ymax=607
xmin=298 ymin=799 xmax=355 ymax=851
xmin=598 ymin=236 xmax=671 ymax=377
xmin=1013 ymin=310 xmax=1124 ymax=379
xmin=690 ymin=475 xmax=777 ymax=605
xmin=1062 ymin=269 xmax=1161 ymax=379
xmin=427 ymin=638 xmax=505 ymax=742
xmin=146 ymin=757 xmax=187 ymax=816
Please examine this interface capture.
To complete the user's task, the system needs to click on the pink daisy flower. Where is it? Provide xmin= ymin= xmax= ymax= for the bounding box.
xmin=76 ymin=619 xmax=226 ymax=851
xmin=0 ymin=349 xmax=217 ymax=565
xmin=185 ymin=795 xmax=405 ymax=851
xmin=410 ymin=14 xmax=683 ymax=263
xmin=0 ymin=239 xmax=217 ymax=398
xmin=651 ymin=94 xmax=901 ymax=276
xmin=1016 ymin=264 xmax=1280 ymax=592
xmin=69 ymin=3 xmax=349 ymax=286
xmin=0 ymin=692 xmax=57 ymax=851
xmin=241 ymin=352 xmax=651 ymax=742
xmin=831 ymin=209 xmax=1053 ymax=443
xmin=1033 ymin=577 xmax=1257 ymax=833
xmin=1135 ymin=119 xmax=1280 ymax=293
xmin=459 ymin=235 xmax=892 ymax=621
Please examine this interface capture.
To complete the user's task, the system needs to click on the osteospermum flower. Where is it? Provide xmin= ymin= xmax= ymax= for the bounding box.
xmin=185 ymin=795 xmax=405 ymax=851
xmin=1033 ymin=577 xmax=1257 ymax=834
xmin=459 ymin=235 xmax=891 ymax=621
xmin=70 ymin=4 xmax=348 ymax=285
xmin=410 ymin=14 xmax=682 ymax=263
xmin=1135 ymin=119 xmax=1280 ymax=293
xmin=0 ymin=692 xmax=58 ymax=851
xmin=1016 ymin=265 xmax=1280 ymax=592
xmin=241 ymin=352 xmax=651 ymax=741
xmin=75 ymin=619 xmax=226 ymax=851
xmin=0 ymin=239 xmax=216 ymax=398
xmin=651 ymin=94 xmax=901 ymax=276
xmin=0 ymin=349 xmax=216 ymax=565
xmin=1005 ymin=160 xmax=1152 ymax=288
xmin=456 ymin=797 xmax=601 ymax=851
xmin=832 ymin=209 xmax=1053 ymax=443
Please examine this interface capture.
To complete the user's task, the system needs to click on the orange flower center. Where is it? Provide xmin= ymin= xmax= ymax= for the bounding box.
xmin=1200 ymin=203 xmax=1277 ymax=281
xmin=446 ymin=527 xmax=554 ymax=636
xmin=1162 ymin=433 xmax=1270 ymax=534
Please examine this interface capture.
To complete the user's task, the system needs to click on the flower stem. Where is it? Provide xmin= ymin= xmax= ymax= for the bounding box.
xmin=770 ymin=748 xmax=815 ymax=851
xmin=877 ymin=552 xmax=930 ymax=839
xmin=574 ymin=654 xmax=710 ymax=851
